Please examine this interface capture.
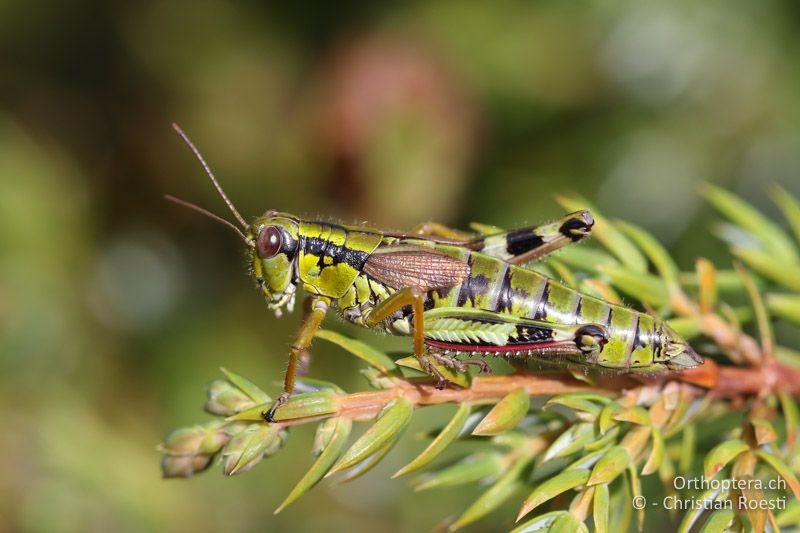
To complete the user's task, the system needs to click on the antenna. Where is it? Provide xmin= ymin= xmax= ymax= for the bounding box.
xmin=171 ymin=122 xmax=248 ymax=228
xmin=164 ymin=195 xmax=249 ymax=244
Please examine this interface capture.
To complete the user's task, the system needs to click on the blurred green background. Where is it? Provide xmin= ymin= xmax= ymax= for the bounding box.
xmin=1 ymin=0 xmax=799 ymax=531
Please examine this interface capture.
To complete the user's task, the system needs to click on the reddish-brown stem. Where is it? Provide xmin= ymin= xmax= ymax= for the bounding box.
xmin=274 ymin=361 xmax=800 ymax=429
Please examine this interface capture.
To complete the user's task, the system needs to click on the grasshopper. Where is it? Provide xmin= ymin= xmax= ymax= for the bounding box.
xmin=167 ymin=125 xmax=702 ymax=421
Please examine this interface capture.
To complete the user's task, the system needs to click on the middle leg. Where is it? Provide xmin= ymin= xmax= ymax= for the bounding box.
xmin=364 ymin=286 xmax=449 ymax=388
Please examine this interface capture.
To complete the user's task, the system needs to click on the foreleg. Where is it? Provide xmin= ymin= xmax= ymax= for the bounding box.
xmin=262 ymin=296 xmax=329 ymax=422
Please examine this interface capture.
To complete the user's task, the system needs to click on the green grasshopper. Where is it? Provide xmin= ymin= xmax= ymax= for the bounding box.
xmin=167 ymin=124 xmax=702 ymax=421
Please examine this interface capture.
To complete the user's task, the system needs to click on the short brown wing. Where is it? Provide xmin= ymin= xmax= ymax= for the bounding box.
xmin=363 ymin=246 xmax=471 ymax=291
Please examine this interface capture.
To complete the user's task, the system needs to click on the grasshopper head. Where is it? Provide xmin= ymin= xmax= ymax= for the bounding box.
xmin=247 ymin=211 xmax=301 ymax=317
xmin=166 ymin=125 xmax=301 ymax=317
xmin=663 ymin=325 xmax=703 ymax=370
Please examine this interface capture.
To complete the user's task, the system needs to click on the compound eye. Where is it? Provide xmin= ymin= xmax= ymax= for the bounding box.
xmin=257 ymin=226 xmax=282 ymax=258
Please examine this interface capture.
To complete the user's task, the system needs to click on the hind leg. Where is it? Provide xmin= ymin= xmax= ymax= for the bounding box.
xmin=411 ymin=221 xmax=474 ymax=241
xmin=422 ymin=307 xmax=610 ymax=363
xmin=429 ymin=351 xmax=493 ymax=374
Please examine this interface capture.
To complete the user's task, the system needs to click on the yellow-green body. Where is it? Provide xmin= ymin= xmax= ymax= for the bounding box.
xmin=168 ymin=123 xmax=700 ymax=420
xmin=249 ymin=213 xmax=700 ymax=373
